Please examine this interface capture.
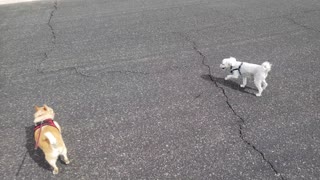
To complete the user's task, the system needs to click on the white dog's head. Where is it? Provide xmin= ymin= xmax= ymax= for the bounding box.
xmin=220 ymin=57 xmax=237 ymax=69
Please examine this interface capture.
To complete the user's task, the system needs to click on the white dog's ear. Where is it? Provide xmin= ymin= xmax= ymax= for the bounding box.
xmin=228 ymin=57 xmax=237 ymax=66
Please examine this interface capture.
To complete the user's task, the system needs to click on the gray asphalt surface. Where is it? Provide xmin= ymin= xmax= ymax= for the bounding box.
xmin=1 ymin=0 xmax=320 ymax=179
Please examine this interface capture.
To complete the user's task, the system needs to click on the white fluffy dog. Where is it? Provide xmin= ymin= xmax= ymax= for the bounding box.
xmin=220 ymin=57 xmax=272 ymax=96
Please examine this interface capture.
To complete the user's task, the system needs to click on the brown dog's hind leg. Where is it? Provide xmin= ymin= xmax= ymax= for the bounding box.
xmin=61 ymin=147 xmax=70 ymax=164
xmin=45 ymin=155 xmax=59 ymax=174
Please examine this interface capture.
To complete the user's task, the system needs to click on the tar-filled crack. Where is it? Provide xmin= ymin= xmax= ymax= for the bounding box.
xmin=48 ymin=0 xmax=57 ymax=44
xmin=37 ymin=0 xmax=58 ymax=73
xmin=178 ymin=32 xmax=284 ymax=180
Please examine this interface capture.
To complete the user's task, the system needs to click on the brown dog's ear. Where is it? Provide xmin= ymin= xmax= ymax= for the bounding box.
xmin=43 ymin=104 xmax=48 ymax=111
xmin=35 ymin=105 xmax=40 ymax=111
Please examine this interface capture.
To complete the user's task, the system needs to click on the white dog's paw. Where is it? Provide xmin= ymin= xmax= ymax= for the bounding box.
xmin=263 ymin=83 xmax=268 ymax=89
xmin=256 ymin=93 xmax=261 ymax=97
xmin=225 ymin=77 xmax=229 ymax=80
xmin=240 ymin=84 xmax=245 ymax=88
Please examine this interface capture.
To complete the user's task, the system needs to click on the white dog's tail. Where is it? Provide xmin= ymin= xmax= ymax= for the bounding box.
xmin=44 ymin=132 xmax=57 ymax=146
xmin=262 ymin=61 xmax=272 ymax=72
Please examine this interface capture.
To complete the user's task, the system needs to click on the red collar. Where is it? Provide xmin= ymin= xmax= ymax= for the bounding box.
xmin=34 ymin=119 xmax=57 ymax=131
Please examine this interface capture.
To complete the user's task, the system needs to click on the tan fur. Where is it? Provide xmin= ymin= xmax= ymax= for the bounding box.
xmin=34 ymin=105 xmax=70 ymax=174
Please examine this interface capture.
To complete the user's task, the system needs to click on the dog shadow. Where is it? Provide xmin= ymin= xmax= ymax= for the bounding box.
xmin=201 ymin=74 xmax=256 ymax=96
xmin=25 ymin=126 xmax=51 ymax=171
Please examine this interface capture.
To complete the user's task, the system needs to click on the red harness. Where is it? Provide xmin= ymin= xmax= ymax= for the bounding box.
xmin=34 ymin=119 xmax=58 ymax=149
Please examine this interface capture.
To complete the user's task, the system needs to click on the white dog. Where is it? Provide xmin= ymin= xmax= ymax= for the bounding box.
xmin=220 ymin=57 xmax=272 ymax=96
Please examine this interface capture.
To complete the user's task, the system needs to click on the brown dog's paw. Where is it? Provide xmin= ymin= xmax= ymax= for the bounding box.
xmin=53 ymin=168 xmax=59 ymax=174
xmin=65 ymin=160 xmax=70 ymax=164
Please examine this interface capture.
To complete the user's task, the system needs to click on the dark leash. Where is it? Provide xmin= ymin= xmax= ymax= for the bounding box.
xmin=34 ymin=122 xmax=43 ymax=150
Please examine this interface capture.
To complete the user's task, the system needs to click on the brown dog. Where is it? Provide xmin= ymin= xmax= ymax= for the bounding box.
xmin=34 ymin=104 xmax=70 ymax=174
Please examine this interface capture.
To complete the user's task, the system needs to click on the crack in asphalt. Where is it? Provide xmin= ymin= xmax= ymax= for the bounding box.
xmin=178 ymin=32 xmax=285 ymax=180
xmin=286 ymin=17 xmax=320 ymax=33
xmin=37 ymin=0 xmax=58 ymax=73
xmin=40 ymin=67 xmax=152 ymax=77
xmin=37 ymin=0 xmax=154 ymax=78
xmin=15 ymin=151 xmax=28 ymax=177
xmin=48 ymin=0 xmax=57 ymax=44
xmin=286 ymin=9 xmax=320 ymax=34
xmin=104 ymin=70 xmax=150 ymax=75
xmin=39 ymin=66 xmax=93 ymax=77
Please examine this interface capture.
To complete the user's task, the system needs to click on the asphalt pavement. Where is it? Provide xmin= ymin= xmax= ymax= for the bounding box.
xmin=1 ymin=0 xmax=320 ymax=179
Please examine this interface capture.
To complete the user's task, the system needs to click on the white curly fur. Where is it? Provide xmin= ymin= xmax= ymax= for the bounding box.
xmin=220 ymin=57 xmax=272 ymax=96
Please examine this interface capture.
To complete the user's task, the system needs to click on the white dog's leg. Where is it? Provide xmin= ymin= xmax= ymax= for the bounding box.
xmin=254 ymin=80 xmax=263 ymax=96
xmin=240 ymin=77 xmax=247 ymax=88
xmin=262 ymin=80 xmax=268 ymax=89
xmin=225 ymin=74 xmax=239 ymax=80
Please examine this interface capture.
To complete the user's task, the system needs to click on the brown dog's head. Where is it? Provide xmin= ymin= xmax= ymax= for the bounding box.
xmin=34 ymin=104 xmax=55 ymax=123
